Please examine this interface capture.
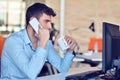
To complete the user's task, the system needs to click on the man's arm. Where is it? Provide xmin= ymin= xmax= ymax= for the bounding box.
xmin=4 ymin=37 xmax=47 ymax=79
xmin=47 ymin=41 xmax=75 ymax=73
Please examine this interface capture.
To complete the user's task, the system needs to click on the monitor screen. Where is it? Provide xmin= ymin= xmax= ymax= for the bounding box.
xmin=102 ymin=22 xmax=120 ymax=73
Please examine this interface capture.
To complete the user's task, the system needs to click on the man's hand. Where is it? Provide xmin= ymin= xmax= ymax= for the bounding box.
xmin=64 ymin=35 xmax=78 ymax=53
xmin=35 ymin=26 xmax=50 ymax=49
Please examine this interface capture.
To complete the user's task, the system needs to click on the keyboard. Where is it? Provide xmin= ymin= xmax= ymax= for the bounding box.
xmin=66 ymin=70 xmax=102 ymax=80
xmin=100 ymin=75 xmax=116 ymax=80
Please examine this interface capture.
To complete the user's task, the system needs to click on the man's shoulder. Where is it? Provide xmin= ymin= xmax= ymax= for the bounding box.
xmin=6 ymin=29 xmax=24 ymax=42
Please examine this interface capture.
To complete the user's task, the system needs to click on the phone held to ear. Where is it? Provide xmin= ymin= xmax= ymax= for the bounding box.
xmin=29 ymin=17 xmax=42 ymax=34
xmin=29 ymin=18 xmax=69 ymax=50
xmin=57 ymin=36 xmax=70 ymax=51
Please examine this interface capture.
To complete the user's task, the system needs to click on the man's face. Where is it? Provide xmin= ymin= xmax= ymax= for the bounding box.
xmin=38 ymin=13 xmax=52 ymax=30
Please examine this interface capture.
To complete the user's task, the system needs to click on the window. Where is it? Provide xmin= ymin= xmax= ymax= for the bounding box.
xmin=0 ymin=0 xmax=26 ymax=36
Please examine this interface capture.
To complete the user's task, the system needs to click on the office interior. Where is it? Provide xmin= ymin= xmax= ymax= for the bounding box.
xmin=0 ymin=0 xmax=120 ymax=79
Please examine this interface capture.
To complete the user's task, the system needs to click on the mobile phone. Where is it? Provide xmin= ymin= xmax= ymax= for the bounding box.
xmin=29 ymin=17 xmax=42 ymax=34
xmin=57 ymin=36 xmax=70 ymax=51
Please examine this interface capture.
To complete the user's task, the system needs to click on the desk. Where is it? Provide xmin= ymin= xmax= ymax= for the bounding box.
xmin=36 ymin=53 xmax=102 ymax=80
xmin=68 ymin=66 xmax=101 ymax=76
xmin=73 ymin=53 xmax=102 ymax=67
xmin=36 ymin=66 xmax=101 ymax=80
xmin=36 ymin=73 xmax=66 ymax=80
xmin=0 ymin=74 xmax=66 ymax=80
xmin=74 ymin=53 xmax=102 ymax=61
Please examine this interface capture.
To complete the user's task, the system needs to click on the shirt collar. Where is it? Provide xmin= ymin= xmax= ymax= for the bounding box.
xmin=23 ymin=28 xmax=31 ymax=45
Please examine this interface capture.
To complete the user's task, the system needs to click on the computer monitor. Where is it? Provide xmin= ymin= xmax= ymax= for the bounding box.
xmin=102 ymin=22 xmax=120 ymax=73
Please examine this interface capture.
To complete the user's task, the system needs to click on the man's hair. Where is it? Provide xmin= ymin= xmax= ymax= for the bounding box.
xmin=26 ymin=3 xmax=56 ymax=25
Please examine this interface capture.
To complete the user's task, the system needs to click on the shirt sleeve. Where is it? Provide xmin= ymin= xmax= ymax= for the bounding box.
xmin=47 ymin=41 xmax=74 ymax=73
xmin=5 ymin=37 xmax=47 ymax=79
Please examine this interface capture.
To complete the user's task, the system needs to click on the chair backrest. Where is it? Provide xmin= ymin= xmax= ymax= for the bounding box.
xmin=88 ymin=38 xmax=97 ymax=51
xmin=0 ymin=35 xmax=5 ymax=58
xmin=88 ymin=38 xmax=102 ymax=52
xmin=97 ymin=38 xmax=102 ymax=52
xmin=37 ymin=62 xmax=59 ymax=77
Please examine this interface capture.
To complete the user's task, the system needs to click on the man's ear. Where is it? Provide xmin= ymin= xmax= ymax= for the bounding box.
xmin=30 ymin=16 xmax=35 ymax=21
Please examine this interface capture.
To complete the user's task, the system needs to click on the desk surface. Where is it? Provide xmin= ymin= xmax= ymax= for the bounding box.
xmin=36 ymin=53 xmax=102 ymax=80
xmin=36 ymin=66 xmax=101 ymax=80
xmin=74 ymin=53 xmax=102 ymax=61
xmin=36 ymin=73 xmax=66 ymax=80
xmin=68 ymin=66 xmax=101 ymax=76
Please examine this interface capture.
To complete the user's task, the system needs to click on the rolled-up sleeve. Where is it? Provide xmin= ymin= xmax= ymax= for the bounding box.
xmin=47 ymin=41 xmax=74 ymax=73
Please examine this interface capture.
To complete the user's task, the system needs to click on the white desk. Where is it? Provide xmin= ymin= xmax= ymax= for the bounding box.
xmin=67 ymin=66 xmax=101 ymax=76
xmin=74 ymin=53 xmax=102 ymax=61
xmin=36 ymin=73 xmax=66 ymax=80
xmin=36 ymin=53 xmax=102 ymax=80
xmin=36 ymin=66 xmax=101 ymax=80
xmin=0 ymin=74 xmax=66 ymax=80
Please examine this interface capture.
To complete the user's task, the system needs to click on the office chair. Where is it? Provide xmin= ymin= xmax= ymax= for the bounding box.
xmin=37 ymin=61 xmax=59 ymax=77
xmin=97 ymin=38 xmax=102 ymax=52
xmin=0 ymin=35 xmax=5 ymax=58
xmin=88 ymin=38 xmax=97 ymax=51
xmin=88 ymin=38 xmax=102 ymax=52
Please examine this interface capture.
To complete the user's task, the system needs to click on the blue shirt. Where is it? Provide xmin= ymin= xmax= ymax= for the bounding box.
xmin=1 ymin=29 xmax=74 ymax=79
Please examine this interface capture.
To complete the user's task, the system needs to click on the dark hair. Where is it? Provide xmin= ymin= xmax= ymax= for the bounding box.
xmin=26 ymin=3 xmax=56 ymax=25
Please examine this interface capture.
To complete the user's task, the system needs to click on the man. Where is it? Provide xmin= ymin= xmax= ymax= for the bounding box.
xmin=1 ymin=3 xmax=77 ymax=79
